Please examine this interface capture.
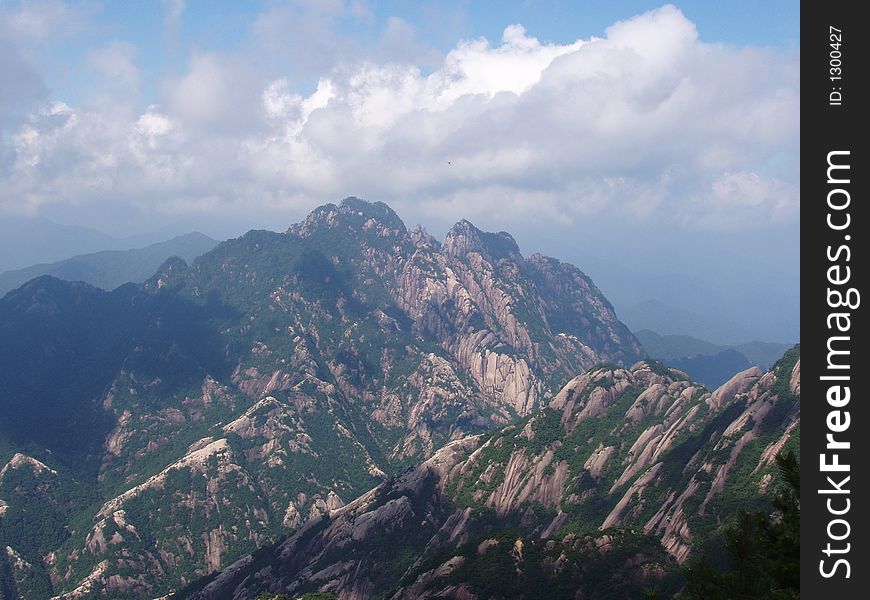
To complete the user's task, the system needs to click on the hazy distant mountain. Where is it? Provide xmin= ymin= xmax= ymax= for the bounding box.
xmin=734 ymin=340 xmax=799 ymax=370
xmin=0 ymin=217 xmax=119 ymax=272
xmin=634 ymin=329 xmax=793 ymax=370
xmin=634 ymin=329 xmax=793 ymax=388
xmin=619 ymin=299 xmax=758 ymax=345
xmin=667 ymin=349 xmax=752 ymax=388
xmin=0 ymin=232 xmax=218 ymax=296
xmin=634 ymin=329 xmax=724 ymax=360
xmin=0 ymin=217 xmax=209 ymax=273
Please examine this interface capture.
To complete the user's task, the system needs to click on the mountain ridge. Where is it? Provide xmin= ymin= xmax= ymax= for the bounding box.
xmin=634 ymin=329 xmax=794 ymax=388
xmin=0 ymin=197 xmax=644 ymax=599
xmin=182 ymin=348 xmax=799 ymax=600
xmin=0 ymin=232 xmax=219 ymax=297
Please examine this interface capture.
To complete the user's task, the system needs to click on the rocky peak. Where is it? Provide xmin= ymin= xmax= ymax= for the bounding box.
xmin=0 ymin=275 xmax=101 ymax=317
xmin=0 ymin=197 xmax=650 ymax=599
xmin=526 ymin=253 xmax=588 ymax=282
xmin=443 ymin=219 xmax=522 ymax=263
xmin=340 ymin=196 xmax=406 ymax=230
xmin=192 ymin=350 xmax=800 ymax=600
xmin=0 ymin=453 xmax=58 ymax=480
xmin=409 ymin=224 xmax=440 ymax=250
xmin=706 ymin=366 xmax=762 ymax=411
xmin=289 ymin=197 xmax=408 ymax=240
xmin=144 ymin=256 xmax=189 ymax=291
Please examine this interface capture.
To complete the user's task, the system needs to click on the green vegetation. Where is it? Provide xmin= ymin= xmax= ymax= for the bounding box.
xmin=255 ymin=593 xmax=338 ymax=600
xmin=0 ymin=200 xmax=800 ymax=600
xmin=770 ymin=344 xmax=800 ymax=402
xmin=682 ymin=451 xmax=799 ymax=599
xmin=432 ymin=528 xmax=682 ymax=600
xmin=0 ymin=277 xmax=234 ymax=464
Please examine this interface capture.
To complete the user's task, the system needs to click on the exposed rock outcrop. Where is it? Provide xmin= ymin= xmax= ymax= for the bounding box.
xmin=195 ymin=349 xmax=800 ymax=599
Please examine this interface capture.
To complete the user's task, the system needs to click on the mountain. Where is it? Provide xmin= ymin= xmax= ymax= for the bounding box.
xmin=0 ymin=217 xmax=197 ymax=274
xmin=634 ymin=329 xmax=794 ymax=388
xmin=0 ymin=198 xmax=642 ymax=599
xmin=183 ymin=348 xmax=800 ymax=600
xmin=732 ymin=341 xmax=797 ymax=371
xmin=633 ymin=330 xmax=723 ymax=360
xmin=667 ymin=349 xmax=752 ymax=389
xmin=634 ymin=330 xmax=792 ymax=370
xmin=0 ymin=232 xmax=218 ymax=297
xmin=0 ymin=217 xmax=119 ymax=273
xmin=619 ymin=300 xmax=758 ymax=346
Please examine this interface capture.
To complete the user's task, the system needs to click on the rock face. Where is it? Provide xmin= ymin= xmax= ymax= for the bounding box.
xmin=0 ymin=198 xmax=642 ymax=599
xmin=189 ymin=348 xmax=800 ymax=600
xmin=392 ymin=217 xmax=639 ymax=416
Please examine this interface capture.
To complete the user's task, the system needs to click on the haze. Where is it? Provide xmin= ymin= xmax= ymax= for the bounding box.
xmin=0 ymin=1 xmax=799 ymax=344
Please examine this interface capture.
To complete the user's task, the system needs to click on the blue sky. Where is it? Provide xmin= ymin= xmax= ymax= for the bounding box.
xmin=0 ymin=1 xmax=800 ymax=343
xmin=28 ymin=1 xmax=800 ymax=109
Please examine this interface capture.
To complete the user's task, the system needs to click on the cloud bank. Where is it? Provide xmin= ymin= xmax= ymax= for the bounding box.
xmin=0 ymin=4 xmax=799 ymax=232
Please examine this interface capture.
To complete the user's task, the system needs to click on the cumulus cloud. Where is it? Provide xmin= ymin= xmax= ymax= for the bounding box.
xmin=163 ymin=51 xmax=265 ymax=128
xmin=0 ymin=4 xmax=799 ymax=231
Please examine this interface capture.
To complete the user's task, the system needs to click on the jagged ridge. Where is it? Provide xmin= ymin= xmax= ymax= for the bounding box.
xmin=183 ymin=349 xmax=800 ymax=599
xmin=0 ymin=198 xmax=642 ymax=599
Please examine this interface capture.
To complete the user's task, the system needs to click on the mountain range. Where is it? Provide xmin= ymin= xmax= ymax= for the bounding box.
xmin=618 ymin=300 xmax=765 ymax=347
xmin=184 ymin=348 xmax=799 ymax=600
xmin=0 ymin=232 xmax=218 ymax=297
xmin=633 ymin=330 xmax=792 ymax=370
xmin=633 ymin=330 xmax=793 ymax=388
xmin=0 ymin=218 xmax=210 ymax=274
xmin=0 ymin=198 xmax=798 ymax=600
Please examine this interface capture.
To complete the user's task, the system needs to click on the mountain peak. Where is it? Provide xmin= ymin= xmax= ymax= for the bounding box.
xmin=444 ymin=219 xmax=521 ymax=262
xmin=144 ymin=256 xmax=189 ymax=291
xmin=410 ymin=224 xmax=439 ymax=249
xmin=0 ymin=196 xmax=650 ymax=598
xmin=0 ymin=275 xmax=100 ymax=312
xmin=290 ymin=197 xmax=407 ymax=238
xmin=0 ymin=453 xmax=57 ymax=480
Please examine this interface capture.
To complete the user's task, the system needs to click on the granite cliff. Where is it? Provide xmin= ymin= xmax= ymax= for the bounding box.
xmin=183 ymin=348 xmax=799 ymax=600
xmin=0 ymin=198 xmax=642 ymax=599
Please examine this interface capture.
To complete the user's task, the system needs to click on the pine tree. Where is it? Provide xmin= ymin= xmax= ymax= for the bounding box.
xmin=682 ymin=450 xmax=800 ymax=599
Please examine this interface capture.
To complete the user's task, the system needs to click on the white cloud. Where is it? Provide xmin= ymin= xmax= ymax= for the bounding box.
xmin=165 ymin=52 xmax=233 ymax=125
xmin=4 ymin=0 xmax=80 ymax=41
xmin=87 ymin=41 xmax=141 ymax=92
xmin=701 ymin=171 xmax=798 ymax=227
xmin=0 ymin=4 xmax=799 ymax=231
xmin=423 ymin=24 xmax=584 ymax=106
xmin=0 ymin=0 xmax=82 ymax=133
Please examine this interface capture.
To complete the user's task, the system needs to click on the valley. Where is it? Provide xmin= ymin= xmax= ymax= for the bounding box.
xmin=0 ymin=198 xmax=680 ymax=599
